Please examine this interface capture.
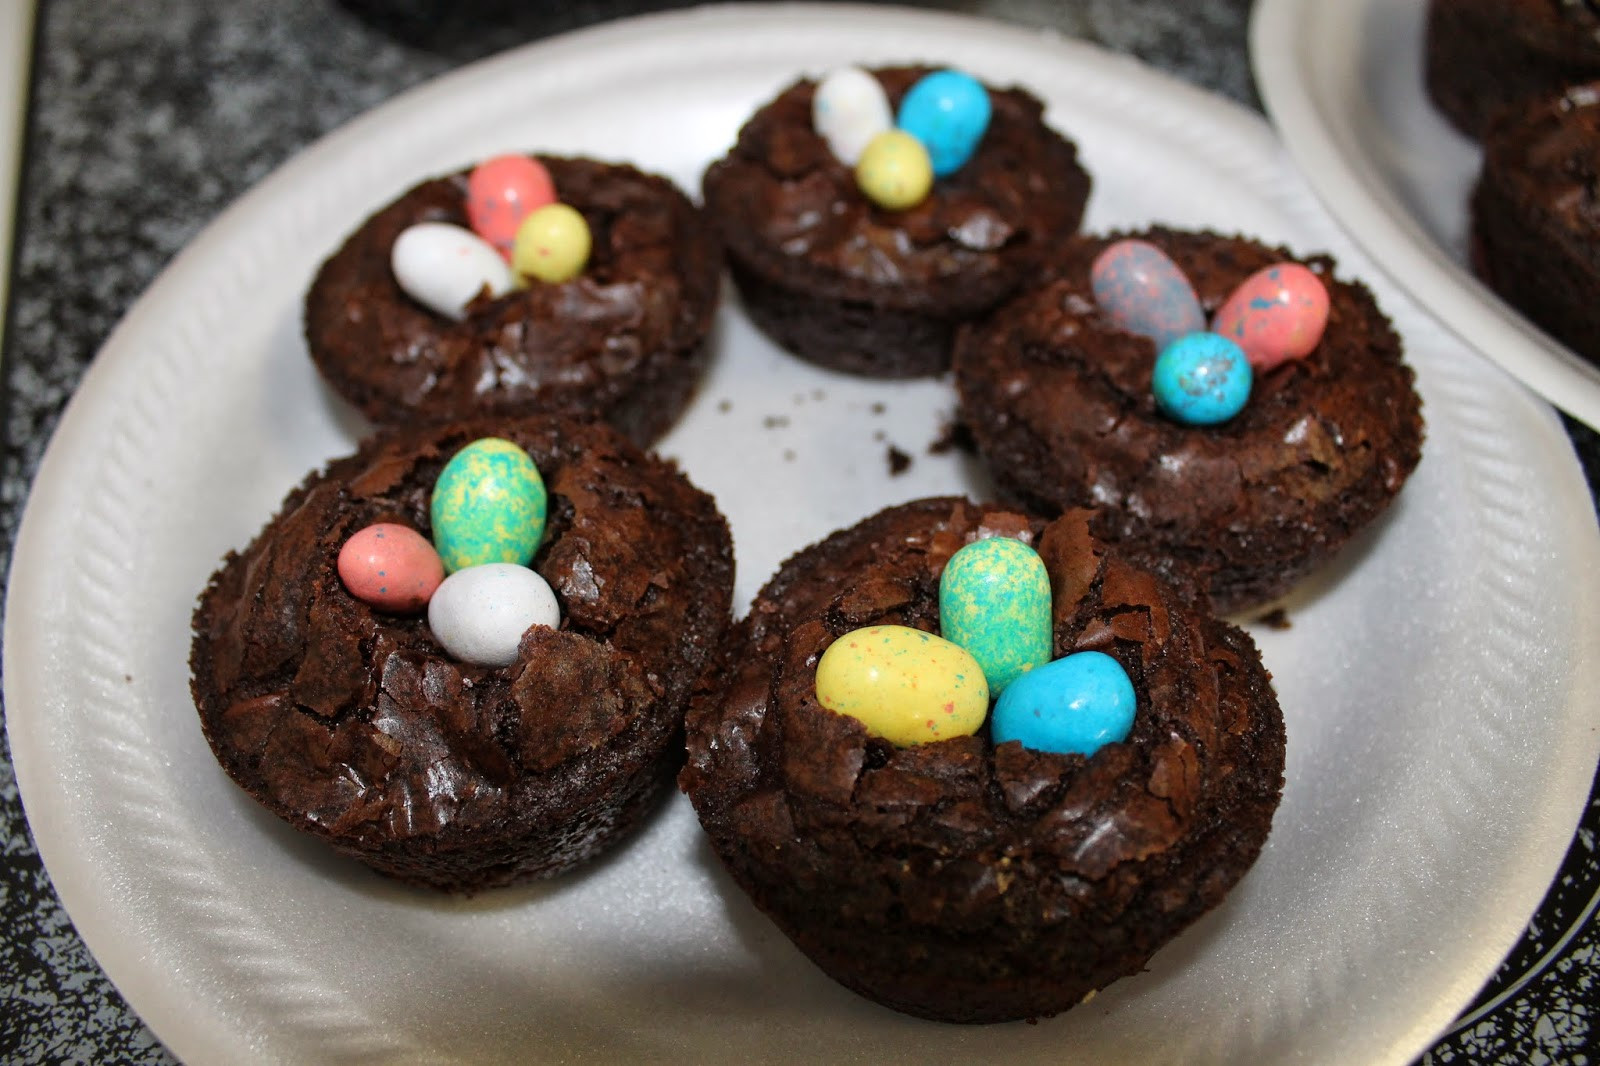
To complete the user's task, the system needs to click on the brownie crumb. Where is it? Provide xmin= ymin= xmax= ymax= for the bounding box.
xmin=887 ymin=445 xmax=912 ymax=475
xmin=1255 ymin=607 xmax=1292 ymax=630
xmin=870 ymin=402 xmax=886 ymax=415
xmin=929 ymin=418 xmax=977 ymax=455
xmin=783 ymin=449 xmax=796 ymax=462
xmin=717 ymin=399 xmax=732 ymax=413
xmin=763 ymin=414 xmax=790 ymax=429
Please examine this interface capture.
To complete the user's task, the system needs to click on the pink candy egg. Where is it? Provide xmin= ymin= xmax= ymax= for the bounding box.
xmin=1089 ymin=239 xmax=1206 ymax=352
xmin=466 ymin=155 xmax=556 ymax=260
xmin=337 ymin=523 xmax=445 ymax=614
xmin=1212 ymin=263 xmax=1330 ymax=372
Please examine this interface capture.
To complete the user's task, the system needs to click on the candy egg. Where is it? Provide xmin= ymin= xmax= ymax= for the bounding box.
xmin=895 ymin=69 xmax=992 ymax=177
xmin=512 ymin=202 xmax=591 ymax=284
xmin=815 ymin=624 xmax=989 ymax=747
xmin=427 ymin=563 xmax=560 ymax=667
xmin=336 ymin=523 xmax=444 ymax=614
xmin=1089 ymin=239 xmax=1207 ymax=352
xmin=1152 ymin=332 xmax=1253 ymax=425
xmin=991 ymin=651 xmax=1136 ymax=757
xmin=813 ymin=66 xmax=893 ymax=166
xmin=430 ymin=437 xmax=548 ymax=574
xmin=1212 ymin=262 xmax=1331 ymax=372
xmin=466 ymin=154 xmax=557 ymax=260
xmin=391 ymin=222 xmax=515 ymax=321
xmin=856 ymin=130 xmax=934 ymax=211
xmin=939 ymin=537 xmax=1052 ymax=694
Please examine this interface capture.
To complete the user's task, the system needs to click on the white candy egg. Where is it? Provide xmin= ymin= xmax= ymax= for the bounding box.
xmin=391 ymin=222 xmax=515 ymax=321
xmin=813 ymin=66 xmax=892 ymax=166
xmin=427 ymin=563 xmax=560 ymax=667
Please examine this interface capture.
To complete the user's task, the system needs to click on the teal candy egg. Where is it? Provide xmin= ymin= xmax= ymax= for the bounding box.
xmin=429 ymin=438 xmax=547 ymax=574
xmin=938 ymin=536 xmax=1052 ymax=694
xmin=896 ymin=69 xmax=991 ymax=177
xmin=991 ymin=651 xmax=1137 ymax=757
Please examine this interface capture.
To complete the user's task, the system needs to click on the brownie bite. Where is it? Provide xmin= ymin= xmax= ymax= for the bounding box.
xmin=1472 ymin=82 xmax=1600 ymax=364
xmin=681 ymin=498 xmax=1285 ymax=1024
xmin=953 ymin=227 xmax=1424 ymax=614
xmin=701 ymin=66 xmax=1091 ymax=378
xmin=304 ymin=157 xmax=722 ymax=446
xmin=1425 ymin=0 xmax=1600 ymax=139
xmin=190 ymin=416 xmax=734 ymax=892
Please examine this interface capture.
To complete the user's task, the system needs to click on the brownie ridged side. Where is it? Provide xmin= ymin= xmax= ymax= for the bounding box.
xmin=190 ymin=416 xmax=734 ymax=892
xmin=703 ymin=66 xmax=1090 ymax=377
xmin=681 ymin=498 xmax=1285 ymax=1023
xmin=303 ymin=157 xmax=722 ymax=446
xmin=953 ymin=227 xmax=1425 ymax=614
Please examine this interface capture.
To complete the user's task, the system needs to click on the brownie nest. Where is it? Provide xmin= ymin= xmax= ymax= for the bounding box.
xmin=190 ymin=416 xmax=734 ymax=892
xmin=701 ymin=66 xmax=1091 ymax=378
xmin=1473 ymin=81 xmax=1600 ymax=366
xmin=681 ymin=498 xmax=1285 ymax=1024
xmin=1425 ymin=0 xmax=1600 ymax=139
xmin=953 ymin=227 xmax=1425 ymax=614
xmin=303 ymin=156 xmax=722 ymax=447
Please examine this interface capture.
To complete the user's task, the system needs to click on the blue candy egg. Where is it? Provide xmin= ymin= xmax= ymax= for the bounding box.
xmin=896 ymin=69 xmax=991 ymax=177
xmin=1089 ymin=239 xmax=1206 ymax=352
xmin=991 ymin=651 xmax=1136 ymax=757
xmin=1152 ymin=332 xmax=1253 ymax=425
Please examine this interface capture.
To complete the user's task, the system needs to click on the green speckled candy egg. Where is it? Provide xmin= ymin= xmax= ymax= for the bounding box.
xmin=430 ymin=437 xmax=547 ymax=574
xmin=939 ymin=536 xmax=1052 ymax=694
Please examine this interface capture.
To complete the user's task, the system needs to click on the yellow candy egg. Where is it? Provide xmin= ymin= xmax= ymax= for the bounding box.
xmin=855 ymin=129 xmax=934 ymax=211
xmin=512 ymin=202 xmax=591 ymax=283
xmin=815 ymin=624 xmax=989 ymax=747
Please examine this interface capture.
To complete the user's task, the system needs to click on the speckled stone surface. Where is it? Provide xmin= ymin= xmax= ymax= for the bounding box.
xmin=1 ymin=0 xmax=1597 ymax=1062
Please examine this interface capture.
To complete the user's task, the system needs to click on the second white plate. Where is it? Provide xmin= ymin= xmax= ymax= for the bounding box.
xmin=1251 ymin=0 xmax=1600 ymax=430
xmin=7 ymin=5 xmax=1600 ymax=1065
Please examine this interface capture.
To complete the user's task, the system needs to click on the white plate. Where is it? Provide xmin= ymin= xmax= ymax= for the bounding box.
xmin=6 ymin=5 xmax=1600 ymax=1064
xmin=1250 ymin=0 xmax=1600 ymax=431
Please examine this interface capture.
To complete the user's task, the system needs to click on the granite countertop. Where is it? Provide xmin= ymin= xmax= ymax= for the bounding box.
xmin=2 ymin=0 xmax=1598 ymax=1062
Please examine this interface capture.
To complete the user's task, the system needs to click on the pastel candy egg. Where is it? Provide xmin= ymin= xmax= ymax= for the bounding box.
xmin=991 ymin=651 xmax=1136 ymax=757
xmin=815 ymin=624 xmax=989 ymax=747
xmin=466 ymin=155 xmax=556 ymax=260
xmin=512 ymin=202 xmax=592 ymax=284
xmin=1152 ymin=332 xmax=1253 ymax=425
xmin=430 ymin=437 xmax=548 ymax=574
xmin=938 ymin=537 xmax=1052 ymax=694
xmin=896 ymin=69 xmax=992 ymax=177
xmin=813 ymin=66 xmax=893 ymax=166
xmin=428 ymin=563 xmax=560 ymax=667
xmin=391 ymin=222 xmax=515 ymax=321
xmin=856 ymin=130 xmax=934 ymax=211
xmin=1089 ymin=239 xmax=1206 ymax=352
xmin=1212 ymin=262 xmax=1331 ymax=372
xmin=336 ymin=523 xmax=444 ymax=614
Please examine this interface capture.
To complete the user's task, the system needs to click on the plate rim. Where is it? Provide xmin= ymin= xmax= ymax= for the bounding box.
xmin=1249 ymin=0 xmax=1600 ymax=431
xmin=6 ymin=4 xmax=1600 ymax=1063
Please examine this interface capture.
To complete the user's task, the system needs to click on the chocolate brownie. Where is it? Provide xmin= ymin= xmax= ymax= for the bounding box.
xmin=681 ymin=498 xmax=1285 ymax=1024
xmin=1425 ymin=0 xmax=1600 ymax=139
xmin=953 ymin=227 xmax=1425 ymax=615
xmin=1472 ymin=82 xmax=1600 ymax=364
xmin=190 ymin=416 xmax=734 ymax=892
xmin=701 ymin=67 xmax=1091 ymax=378
xmin=303 ymin=156 xmax=722 ymax=446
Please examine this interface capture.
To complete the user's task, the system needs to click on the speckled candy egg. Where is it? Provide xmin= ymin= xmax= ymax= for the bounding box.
xmin=512 ymin=202 xmax=592 ymax=284
xmin=895 ymin=69 xmax=991 ymax=177
xmin=856 ymin=130 xmax=934 ymax=211
xmin=336 ymin=523 xmax=444 ymax=614
xmin=430 ymin=437 xmax=548 ymax=574
xmin=427 ymin=563 xmax=560 ymax=667
xmin=391 ymin=222 xmax=515 ymax=321
xmin=938 ymin=536 xmax=1052 ymax=694
xmin=1212 ymin=262 xmax=1331 ymax=372
xmin=813 ymin=66 xmax=893 ymax=166
xmin=466 ymin=155 xmax=557 ymax=260
xmin=991 ymin=650 xmax=1137 ymax=757
xmin=1089 ymin=239 xmax=1206 ymax=352
xmin=814 ymin=624 xmax=989 ymax=747
xmin=1152 ymin=332 xmax=1253 ymax=425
